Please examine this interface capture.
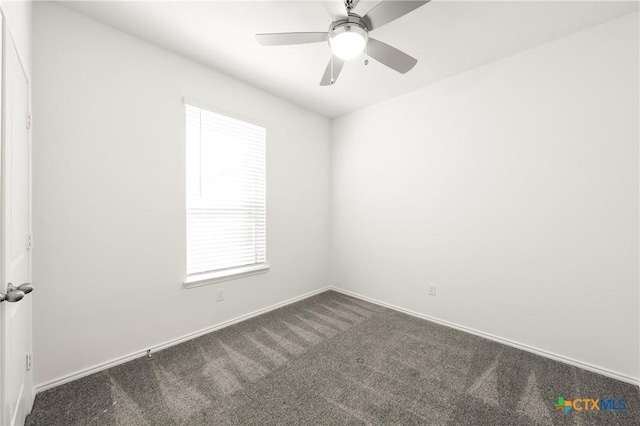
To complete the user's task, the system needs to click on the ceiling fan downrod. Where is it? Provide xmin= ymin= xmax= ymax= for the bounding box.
xmin=344 ymin=0 xmax=358 ymax=13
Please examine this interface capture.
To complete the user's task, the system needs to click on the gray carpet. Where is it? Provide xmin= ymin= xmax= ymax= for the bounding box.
xmin=26 ymin=290 xmax=639 ymax=425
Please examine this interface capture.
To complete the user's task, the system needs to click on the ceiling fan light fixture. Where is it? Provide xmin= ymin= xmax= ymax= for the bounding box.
xmin=256 ymin=0 xmax=430 ymax=86
xmin=329 ymin=22 xmax=368 ymax=60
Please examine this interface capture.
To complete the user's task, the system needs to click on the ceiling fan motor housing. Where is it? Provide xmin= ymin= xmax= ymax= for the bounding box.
xmin=329 ymin=13 xmax=369 ymax=36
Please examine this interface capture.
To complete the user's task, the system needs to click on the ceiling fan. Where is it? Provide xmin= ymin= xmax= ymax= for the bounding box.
xmin=256 ymin=0 xmax=430 ymax=86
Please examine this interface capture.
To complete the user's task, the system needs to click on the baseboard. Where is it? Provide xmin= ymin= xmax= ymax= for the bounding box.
xmin=35 ymin=284 xmax=639 ymax=393
xmin=329 ymin=286 xmax=640 ymax=387
xmin=35 ymin=286 xmax=331 ymax=393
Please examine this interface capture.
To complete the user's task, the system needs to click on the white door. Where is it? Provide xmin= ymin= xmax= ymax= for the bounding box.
xmin=0 ymin=18 xmax=33 ymax=426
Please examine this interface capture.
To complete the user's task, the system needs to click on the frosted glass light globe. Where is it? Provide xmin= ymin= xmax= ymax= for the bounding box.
xmin=330 ymin=31 xmax=366 ymax=60
xmin=329 ymin=23 xmax=368 ymax=60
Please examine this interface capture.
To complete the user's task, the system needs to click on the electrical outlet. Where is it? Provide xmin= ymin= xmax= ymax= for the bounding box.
xmin=26 ymin=353 xmax=32 ymax=371
xmin=428 ymin=284 xmax=437 ymax=296
xmin=216 ymin=288 xmax=224 ymax=302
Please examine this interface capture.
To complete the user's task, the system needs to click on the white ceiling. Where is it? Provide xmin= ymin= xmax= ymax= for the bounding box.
xmin=60 ymin=1 xmax=639 ymax=118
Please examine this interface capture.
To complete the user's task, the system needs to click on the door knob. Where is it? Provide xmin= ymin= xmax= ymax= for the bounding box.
xmin=0 ymin=282 xmax=33 ymax=304
xmin=15 ymin=283 xmax=33 ymax=294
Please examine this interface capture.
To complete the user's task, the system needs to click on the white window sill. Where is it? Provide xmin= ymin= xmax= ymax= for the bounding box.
xmin=184 ymin=264 xmax=270 ymax=289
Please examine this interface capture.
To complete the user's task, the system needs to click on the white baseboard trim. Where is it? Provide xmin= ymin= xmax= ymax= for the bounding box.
xmin=329 ymin=286 xmax=640 ymax=387
xmin=35 ymin=286 xmax=331 ymax=393
xmin=35 ymin=285 xmax=639 ymax=393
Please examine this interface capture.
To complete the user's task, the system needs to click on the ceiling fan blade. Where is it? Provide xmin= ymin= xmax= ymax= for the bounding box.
xmin=322 ymin=1 xmax=347 ymax=20
xmin=362 ymin=1 xmax=430 ymax=31
xmin=256 ymin=32 xmax=329 ymax=46
xmin=367 ymin=38 xmax=417 ymax=74
xmin=320 ymin=56 xmax=346 ymax=86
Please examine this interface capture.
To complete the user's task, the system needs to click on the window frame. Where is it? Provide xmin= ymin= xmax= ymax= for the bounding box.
xmin=182 ymin=97 xmax=269 ymax=288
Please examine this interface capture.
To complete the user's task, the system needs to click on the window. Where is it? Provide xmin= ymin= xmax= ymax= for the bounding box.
xmin=184 ymin=101 xmax=267 ymax=286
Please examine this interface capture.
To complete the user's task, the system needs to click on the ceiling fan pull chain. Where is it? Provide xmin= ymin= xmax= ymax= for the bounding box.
xmin=331 ymin=55 xmax=335 ymax=84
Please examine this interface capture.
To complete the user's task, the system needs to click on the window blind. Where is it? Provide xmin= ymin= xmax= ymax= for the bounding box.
xmin=186 ymin=104 xmax=266 ymax=276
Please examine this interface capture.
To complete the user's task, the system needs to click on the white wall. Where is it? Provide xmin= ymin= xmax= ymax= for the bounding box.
xmin=32 ymin=2 xmax=330 ymax=387
xmin=331 ymin=12 xmax=639 ymax=382
xmin=32 ymin=1 xmax=640 ymax=389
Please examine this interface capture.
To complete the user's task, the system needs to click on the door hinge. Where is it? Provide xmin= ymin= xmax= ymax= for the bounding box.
xmin=27 ymin=113 xmax=32 ymax=129
xmin=26 ymin=353 xmax=32 ymax=371
xmin=27 ymin=234 xmax=33 ymax=250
